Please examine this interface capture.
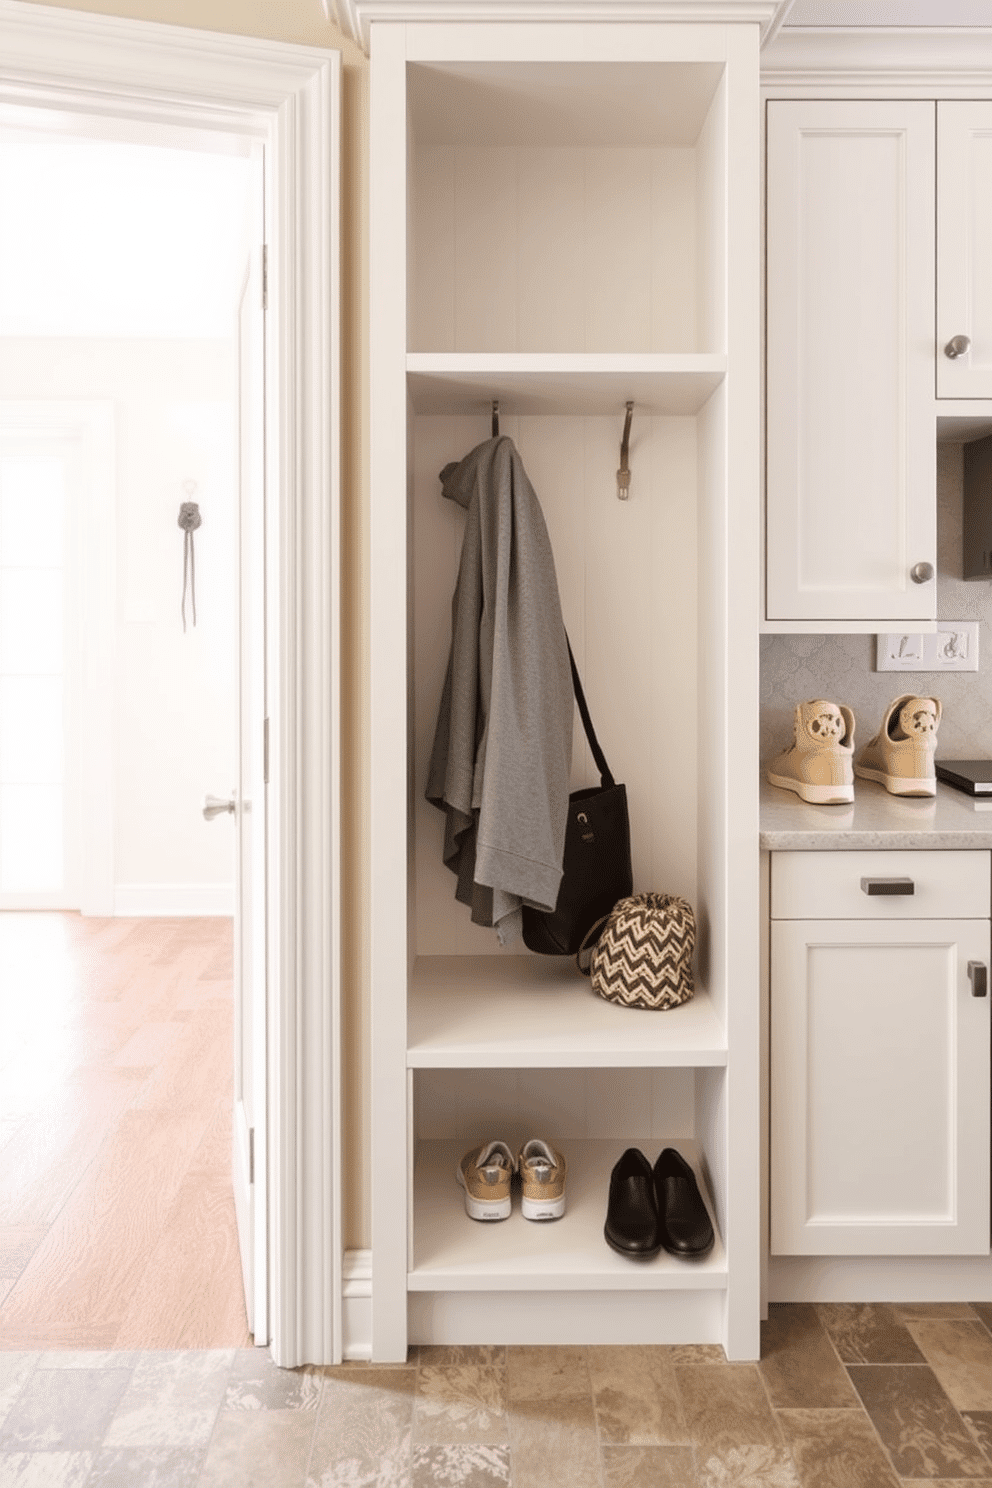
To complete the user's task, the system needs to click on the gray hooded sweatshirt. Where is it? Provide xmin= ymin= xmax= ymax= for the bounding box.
xmin=425 ymin=436 xmax=573 ymax=945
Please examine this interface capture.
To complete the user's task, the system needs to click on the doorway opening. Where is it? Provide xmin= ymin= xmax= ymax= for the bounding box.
xmin=0 ymin=117 xmax=266 ymax=1350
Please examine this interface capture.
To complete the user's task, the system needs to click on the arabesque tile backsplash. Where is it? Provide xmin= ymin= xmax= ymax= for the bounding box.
xmin=761 ymin=442 xmax=992 ymax=765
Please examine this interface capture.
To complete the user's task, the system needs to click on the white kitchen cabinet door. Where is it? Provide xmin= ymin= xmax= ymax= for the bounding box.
xmin=937 ymin=102 xmax=992 ymax=398
xmin=771 ymin=917 xmax=990 ymax=1257
xmin=766 ymin=101 xmax=936 ymax=624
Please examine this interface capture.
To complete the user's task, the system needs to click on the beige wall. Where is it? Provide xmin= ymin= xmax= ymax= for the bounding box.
xmin=21 ymin=0 xmax=372 ymax=1247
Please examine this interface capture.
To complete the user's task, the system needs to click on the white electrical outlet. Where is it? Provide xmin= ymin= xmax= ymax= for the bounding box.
xmin=877 ymin=621 xmax=979 ymax=672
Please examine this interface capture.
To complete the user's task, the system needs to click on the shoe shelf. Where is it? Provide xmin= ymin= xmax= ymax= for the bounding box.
xmin=408 ymin=956 xmax=726 ymax=1068
xmin=409 ymin=1137 xmax=726 ymax=1291
xmin=406 ymin=354 xmax=727 ymax=417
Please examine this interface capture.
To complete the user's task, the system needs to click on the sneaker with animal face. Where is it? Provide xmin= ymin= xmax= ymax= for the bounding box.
xmin=766 ymin=699 xmax=856 ymax=805
xmin=854 ymin=694 xmax=941 ymax=796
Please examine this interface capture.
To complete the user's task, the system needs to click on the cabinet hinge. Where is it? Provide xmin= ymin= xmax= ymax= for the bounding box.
xmin=263 ymin=717 xmax=269 ymax=786
xmin=261 ymin=244 xmax=268 ymax=311
xmin=249 ymin=1127 xmax=255 ymax=1185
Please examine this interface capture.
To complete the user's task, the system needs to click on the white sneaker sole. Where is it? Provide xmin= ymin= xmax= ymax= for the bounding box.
xmin=521 ymin=1193 xmax=565 ymax=1221
xmin=767 ymin=771 xmax=854 ymax=805
xmin=456 ymin=1162 xmax=511 ymax=1221
xmin=853 ymin=764 xmax=935 ymax=797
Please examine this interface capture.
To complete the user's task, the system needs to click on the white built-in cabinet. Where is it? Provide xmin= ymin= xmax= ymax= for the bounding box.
xmin=370 ymin=20 xmax=761 ymax=1360
xmin=770 ymin=851 xmax=991 ymax=1258
xmin=938 ymin=104 xmax=992 ymax=400
xmin=765 ymin=99 xmax=992 ymax=630
xmin=765 ymin=101 xmax=937 ymax=628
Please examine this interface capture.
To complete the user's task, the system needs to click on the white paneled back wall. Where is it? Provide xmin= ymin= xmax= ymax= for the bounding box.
xmin=761 ymin=443 xmax=992 ymax=764
xmin=413 ymin=412 xmax=698 ymax=957
xmin=415 ymin=1068 xmax=698 ymax=1144
xmin=411 ymin=147 xmax=702 ymax=354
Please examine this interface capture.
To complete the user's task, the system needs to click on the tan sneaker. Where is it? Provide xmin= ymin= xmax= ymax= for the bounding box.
xmin=457 ymin=1140 xmax=515 ymax=1221
xmin=854 ymin=694 xmax=941 ymax=797
xmin=517 ymin=1139 xmax=566 ymax=1221
xmin=766 ymin=700 xmax=855 ymax=804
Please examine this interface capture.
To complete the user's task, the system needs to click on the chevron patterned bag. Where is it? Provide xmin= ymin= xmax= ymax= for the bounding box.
xmin=576 ymin=893 xmax=696 ymax=1011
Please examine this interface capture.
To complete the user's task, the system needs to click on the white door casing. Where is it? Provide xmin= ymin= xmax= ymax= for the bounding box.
xmin=232 ymin=197 xmax=269 ymax=1343
xmin=0 ymin=2 xmax=342 ymax=1366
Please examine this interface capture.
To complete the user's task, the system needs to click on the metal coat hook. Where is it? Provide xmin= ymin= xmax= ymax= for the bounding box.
xmin=616 ymin=401 xmax=633 ymax=500
xmin=492 ymin=400 xmax=500 ymax=437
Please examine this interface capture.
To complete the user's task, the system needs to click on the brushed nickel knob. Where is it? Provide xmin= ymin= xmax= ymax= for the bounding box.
xmin=945 ymin=334 xmax=972 ymax=359
xmin=910 ymin=562 xmax=935 ymax=584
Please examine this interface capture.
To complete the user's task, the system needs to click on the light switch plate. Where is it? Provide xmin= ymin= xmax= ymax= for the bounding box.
xmin=877 ymin=621 xmax=979 ymax=672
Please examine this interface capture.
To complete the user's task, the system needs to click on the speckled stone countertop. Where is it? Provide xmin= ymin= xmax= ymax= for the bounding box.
xmin=760 ymin=776 xmax=992 ymax=851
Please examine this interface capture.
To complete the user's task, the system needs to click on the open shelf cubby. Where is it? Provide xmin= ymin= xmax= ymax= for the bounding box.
xmin=370 ymin=19 xmax=760 ymax=1360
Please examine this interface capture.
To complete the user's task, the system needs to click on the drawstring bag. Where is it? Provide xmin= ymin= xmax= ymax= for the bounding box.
xmin=521 ymin=642 xmax=632 ymax=956
xmin=576 ymin=892 xmax=696 ymax=1010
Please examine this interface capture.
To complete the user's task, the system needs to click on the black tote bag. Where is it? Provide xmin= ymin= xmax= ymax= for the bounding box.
xmin=521 ymin=643 xmax=633 ymax=956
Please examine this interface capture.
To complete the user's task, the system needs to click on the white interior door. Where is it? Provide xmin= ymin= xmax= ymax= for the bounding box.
xmin=231 ymin=154 xmax=268 ymax=1343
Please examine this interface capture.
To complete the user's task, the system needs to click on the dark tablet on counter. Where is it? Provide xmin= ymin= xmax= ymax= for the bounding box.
xmin=935 ymin=760 xmax=992 ymax=796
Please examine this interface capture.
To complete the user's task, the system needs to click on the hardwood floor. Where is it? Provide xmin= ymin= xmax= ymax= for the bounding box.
xmin=0 ymin=913 xmax=251 ymax=1351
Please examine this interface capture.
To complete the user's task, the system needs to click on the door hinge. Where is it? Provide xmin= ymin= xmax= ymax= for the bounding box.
xmin=263 ymin=717 xmax=269 ymax=785
xmin=249 ymin=1127 xmax=255 ymax=1185
xmin=261 ymin=244 xmax=268 ymax=311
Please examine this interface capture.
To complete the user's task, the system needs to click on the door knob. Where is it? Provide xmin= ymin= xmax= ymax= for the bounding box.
xmin=203 ymin=793 xmax=236 ymax=820
xmin=910 ymin=562 xmax=934 ymax=584
xmin=944 ymin=334 xmax=972 ymax=359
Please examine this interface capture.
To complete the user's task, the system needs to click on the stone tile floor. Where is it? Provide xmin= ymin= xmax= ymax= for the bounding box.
xmin=3 ymin=1302 xmax=992 ymax=1485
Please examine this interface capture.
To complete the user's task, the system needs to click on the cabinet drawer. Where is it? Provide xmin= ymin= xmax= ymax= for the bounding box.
xmin=771 ymin=850 xmax=990 ymax=920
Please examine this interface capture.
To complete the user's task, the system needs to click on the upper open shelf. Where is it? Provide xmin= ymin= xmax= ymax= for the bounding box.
xmin=407 ymin=59 xmax=728 ymax=358
xmin=407 ymin=353 xmax=726 ymax=416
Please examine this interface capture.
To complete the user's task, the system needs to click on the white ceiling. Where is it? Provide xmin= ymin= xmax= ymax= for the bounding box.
xmin=784 ymin=0 xmax=992 ymax=22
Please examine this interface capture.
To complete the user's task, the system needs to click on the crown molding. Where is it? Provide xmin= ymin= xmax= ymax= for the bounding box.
xmin=762 ymin=25 xmax=992 ymax=94
xmin=327 ymin=0 xmax=788 ymax=54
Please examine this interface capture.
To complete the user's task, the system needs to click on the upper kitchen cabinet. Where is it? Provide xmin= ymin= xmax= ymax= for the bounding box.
xmin=765 ymin=101 xmax=936 ymax=629
xmin=938 ymin=103 xmax=992 ymax=400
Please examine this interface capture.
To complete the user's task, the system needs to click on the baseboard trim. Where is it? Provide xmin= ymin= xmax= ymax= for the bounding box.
xmin=768 ymin=1253 xmax=992 ymax=1303
xmin=342 ymin=1249 xmax=373 ymax=1361
xmin=113 ymin=883 xmax=235 ymax=917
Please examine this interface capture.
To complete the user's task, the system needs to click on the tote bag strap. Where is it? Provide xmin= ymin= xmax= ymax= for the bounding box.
xmin=566 ymin=635 xmax=615 ymax=790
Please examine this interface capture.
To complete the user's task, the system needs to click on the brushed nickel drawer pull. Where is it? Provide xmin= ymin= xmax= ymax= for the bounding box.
xmin=860 ymin=876 xmax=915 ymax=896
xmin=969 ymin=961 xmax=988 ymax=998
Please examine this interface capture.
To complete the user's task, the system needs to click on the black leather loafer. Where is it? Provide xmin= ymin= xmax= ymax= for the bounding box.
xmin=604 ymin=1147 xmax=661 ymax=1259
xmin=653 ymin=1147 xmax=715 ymax=1258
